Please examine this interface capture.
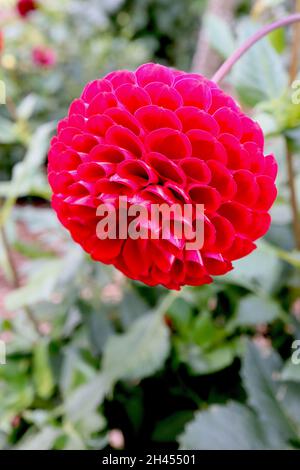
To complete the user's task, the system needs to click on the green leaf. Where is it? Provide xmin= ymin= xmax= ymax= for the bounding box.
xmin=5 ymin=259 xmax=63 ymax=310
xmin=102 ymin=312 xmax=170 ymax=386
xmin=192 ymin=311 xmax=224 ymax=347
xmin=59 ymin=347 xmax=97 ymax=398
xmin=168 ymin=297 xmax=193 ymax=336
xmin=62 ymin=373 xmax=108 ymax=449
xmin=63 ymin=374 xmax=108 ymax=423
xmin=280 ymin=361 xmax=300 ymax=383
xmin=152 ymin=411 xmax=194 ymax=442
xmin=269 ymin=28 xmax=285 ymax=54
xmin=241 ymin=342 xmax=300 ymax=445
xmin=14 ymin=240 xmax=56 ymax=259
xmin=0 ymin=361 xmax=34 ymax=426
xmin=234 ymin=294 xmax=282 ymax=326
xmin=23 ymin=410 xmax=52 ymax=427
xmin=17 ymin=426 xmax=61 ymax=450
xmin=33 ymin=341 xmax=55 ymax=400
xmin=16 ymin=94 xmax=40 ymax=121
xmin=232 ymin=20 xmax=288 ymax=106
xmin=85 ymin=307 xmax=114 ymax=356
xmin=267 ymin=245 xmax=300 ymax=269
xmin=0 ymin=116 xmax=16 ymax=144
xmin=0 ymin=229 xmax=13 ymax=282
xmin=178 ymin=402 xmax=269 ymax=450
xmin=218 ymin=242 xmax=282 ymax=294
xmin=177 ymin=340 xmax=238 ymax=375
xmin=204 ymin=13 xmax=236 ymax=59
xmin=119 ymin=290 xmax=149 ymax=329
xmin=5 ymin=122 xmax=55 ymax=200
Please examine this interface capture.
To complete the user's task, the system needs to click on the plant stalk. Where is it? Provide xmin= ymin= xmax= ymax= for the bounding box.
xmin=212 ymin=13 xmax=300 ymax=84
xmin=0 ymin=226 xmax=41 ymax=334
xmin=289 ymin=1 xmax=300 ymax=84
xmin=287 ymin=1 xmax=300 ymax=250
xmin=212 ymin=12 xmax=300 ymax=250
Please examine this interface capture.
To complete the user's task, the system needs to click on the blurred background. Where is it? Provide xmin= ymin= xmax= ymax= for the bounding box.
xmin=1 ymin=0 xmax=300 ymax=450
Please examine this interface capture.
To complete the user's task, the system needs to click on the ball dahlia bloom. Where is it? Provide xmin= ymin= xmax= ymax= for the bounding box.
xmin=32 ymin=46 xmax=56 ymax=68
xmin=16 ymin=0 xmax=37 ymax=17
xmin=48 ymin=63 xmax=277 ymax=290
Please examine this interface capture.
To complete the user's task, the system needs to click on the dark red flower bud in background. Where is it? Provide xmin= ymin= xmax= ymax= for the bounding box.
xmin=48 ymin=63 xmax=277 ymax=290
xmin=32 ymin=46 xmax=56 ymax=68
xmin=16 ymin=0 xmax=37 ymax=18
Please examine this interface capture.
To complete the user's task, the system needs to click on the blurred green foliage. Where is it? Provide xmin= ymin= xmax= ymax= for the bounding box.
xmin=0 ymin=0 xmax=300 ymax=451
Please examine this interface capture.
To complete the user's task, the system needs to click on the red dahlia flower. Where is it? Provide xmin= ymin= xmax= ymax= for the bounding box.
xmin=16 ymin=0 xmax=37 ymax=17
xmin=32 ymin=46 xmax=56 ymax=68
xmin=48 ymin=63 xmax=277 ymax=290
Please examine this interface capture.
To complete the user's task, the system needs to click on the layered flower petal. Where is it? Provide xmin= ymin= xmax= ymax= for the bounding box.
xmin=48 ymin=63 xmax=277 ymax=290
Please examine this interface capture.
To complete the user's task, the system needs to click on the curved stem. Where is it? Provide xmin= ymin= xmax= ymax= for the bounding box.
xmin=212 ymin=13 xmax=300 ymax=84
xmin=287 ymin=1 xmax=300 ymax=250
xmin=0 ymin=226 xmax=41 ymax=335
xmin=289 ymin=1 xmax=300 ymax=84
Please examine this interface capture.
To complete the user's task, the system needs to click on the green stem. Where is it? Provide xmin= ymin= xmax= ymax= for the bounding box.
xmin=156 ymin=289 xmax=183 ymax=317
xmin=0 ymin=226 xmax=41 ymax=335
